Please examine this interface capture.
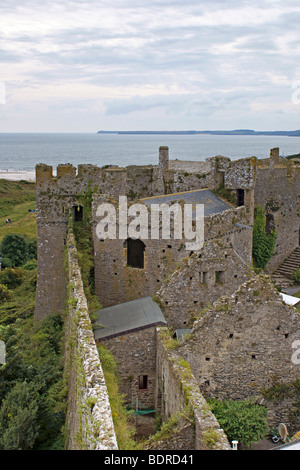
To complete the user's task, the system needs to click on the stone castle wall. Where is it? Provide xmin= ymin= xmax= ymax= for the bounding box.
xmin=92 ymin=195 xmax=253 ymax=309
xmin=34 ymin=163 xmax=127 ymax=321
xmin=154 ymin=328 xmax=231 ymax=450
xmin=254 ymin=157 xmax=300 ymax=272
xmin=96 ymin=327 xmax=157 ymax=411
xmin=35 ymin=146 xmax=298 ymax=322
xmin=169 ymin=159 xmax=211 ymax=174
xmin=156 ymin=240 xmax=253 ymax=329
xmin=178 ymin=274 xmax=300 ymax=432
xmin=65 ymin=228 xmax=118 ymax=450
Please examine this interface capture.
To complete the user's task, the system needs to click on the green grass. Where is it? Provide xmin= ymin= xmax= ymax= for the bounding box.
xmin=0 ymin=180 xmax=36 ymax=241
xmin=0 ymin=179 xmax=37 ymax=321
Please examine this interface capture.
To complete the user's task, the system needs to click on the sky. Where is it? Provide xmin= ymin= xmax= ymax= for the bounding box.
xmin=1 ymin=0 xmax=300 ymax=132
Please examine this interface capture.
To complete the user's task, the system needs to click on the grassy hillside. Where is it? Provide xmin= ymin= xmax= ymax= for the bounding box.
xmin=0 ymin=179 xmax=67 ymax=450
xmin=0 ymin=179 xmax=36 ymax=241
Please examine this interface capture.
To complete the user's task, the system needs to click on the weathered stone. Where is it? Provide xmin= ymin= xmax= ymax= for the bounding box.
xmin=178 ymin=274 xmax=300 ymax=433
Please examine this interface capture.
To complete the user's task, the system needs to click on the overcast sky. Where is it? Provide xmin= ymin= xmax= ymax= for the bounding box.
xmin=1 ymin=0 xmax=300 ymax=132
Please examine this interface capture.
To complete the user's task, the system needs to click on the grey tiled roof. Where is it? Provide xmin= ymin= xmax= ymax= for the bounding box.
xmin=141 ymin=189 xmax=231 ymax=217
xmin=94 ymin=296 xmax=166 ymax=340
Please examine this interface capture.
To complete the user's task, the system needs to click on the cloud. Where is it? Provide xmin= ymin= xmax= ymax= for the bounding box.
xmin=1 ymin=0 xmax=300 ymax=131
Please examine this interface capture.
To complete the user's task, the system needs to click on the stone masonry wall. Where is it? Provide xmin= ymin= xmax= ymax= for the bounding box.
xmin=96 ymin=327 xmax=157 ymax=411
xmin=156 ymin=239 xmax=253 ymax=329
xmin=254 ymin=157 xmax=300 ymax=272
xmin=155 ymin=328 xmax=231 ymax=450
xmin=169 ymin=159 xmax=211 ymax=174
xmin=92 ymin=193 xmax=253 ymax=309
xmin=65 ymin=227 xmax=118 ymax=450
xmin=35 ymin=149 xmax=255 ymax=320
xmin=178 ymin=274 xmax=300 ymax=432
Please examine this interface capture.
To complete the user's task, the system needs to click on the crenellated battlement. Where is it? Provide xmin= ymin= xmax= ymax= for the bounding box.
xmin=36 ymin=162 xmax=127 ymax=198
xmin=35 ymin=146 xmax=300 ymax=322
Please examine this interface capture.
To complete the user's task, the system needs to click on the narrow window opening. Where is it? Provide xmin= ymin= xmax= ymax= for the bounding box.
xmin=73 ymin=205 xmax=83 ymax=222
xmin=237 ymin=189 xmax=245 ymax=206
xmin=138 ymin=375 xmax=148 ymax=390
xmin=202 ymin=272 xmax=208 ymax=285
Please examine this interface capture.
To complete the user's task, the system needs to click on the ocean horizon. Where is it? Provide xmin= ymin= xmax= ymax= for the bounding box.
xmin=0 ymin=133 xmax=300 ymax=176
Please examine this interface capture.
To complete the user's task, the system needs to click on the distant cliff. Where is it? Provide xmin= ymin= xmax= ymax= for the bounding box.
xmin=97 ymin=129 xmax=300 ymax=136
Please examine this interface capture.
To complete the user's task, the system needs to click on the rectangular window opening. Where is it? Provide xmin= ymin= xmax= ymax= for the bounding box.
xmin=138 ymin=375 xmax=148 ymax=390
xmin=237 ymin=189 xmax=245 ymax=206
xmin=73 ymin=205 xmax=83 ymax=222
xmin=202 ymin=272 xmax=208 ymax=285
xmin=215 ymin=270 xmax=225 ymax=284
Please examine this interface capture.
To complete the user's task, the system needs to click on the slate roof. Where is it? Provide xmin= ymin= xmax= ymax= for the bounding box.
xmin=141 ymin=189 xmax=231 ymax=217
xmin=94 ymin=296 xmax=167 ymax=341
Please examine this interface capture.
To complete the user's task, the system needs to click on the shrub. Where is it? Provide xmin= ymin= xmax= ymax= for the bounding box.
xmin=208 ymin=398 xmax=269 ymax=448
xmin=252 ymin=205 xmax=277 ymax=269
xmin=0 ymin=234 xmax=37 ymax=268
xmin=22 ymin=260 xmax=37 ymax=271
xmin=292 ymin=268 xmax=300 ymax=284
xmin=0 ymin=268 xmax=27 ymax=289
xmin=0 ymin=284 xmax=14 ymax=302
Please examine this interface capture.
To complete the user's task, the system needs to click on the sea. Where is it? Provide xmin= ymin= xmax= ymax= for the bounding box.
xmin=0 ymin=133 xmax=300 ymax=174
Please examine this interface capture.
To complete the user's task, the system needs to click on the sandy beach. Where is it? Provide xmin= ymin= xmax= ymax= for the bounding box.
xmin=0 ymin=170 xmax=35 ymax=181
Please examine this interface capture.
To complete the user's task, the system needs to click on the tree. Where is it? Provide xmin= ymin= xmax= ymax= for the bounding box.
xmin=0 ymin=381 xmax=39 ymax=450
xmin=0 ymin=234 xmax=37 ymax=268
xmin=0 ymin=268 xmax=26 ymax=289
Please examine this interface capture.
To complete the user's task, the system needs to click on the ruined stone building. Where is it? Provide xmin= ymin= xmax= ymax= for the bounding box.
xmin=35 ymin=146 xmax=300 ymax=448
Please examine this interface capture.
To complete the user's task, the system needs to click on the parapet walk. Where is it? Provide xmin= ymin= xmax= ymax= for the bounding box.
xmin=65 ymin=228 xmax=118 ymax=450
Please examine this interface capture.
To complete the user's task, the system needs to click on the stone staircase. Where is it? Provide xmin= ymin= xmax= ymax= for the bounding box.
xmin=272 ymin=247 xmax=300 ymax=289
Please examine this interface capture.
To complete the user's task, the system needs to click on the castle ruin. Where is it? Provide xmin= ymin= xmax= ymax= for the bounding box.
xmin=35 ymin=147 xmax=300 ymax=449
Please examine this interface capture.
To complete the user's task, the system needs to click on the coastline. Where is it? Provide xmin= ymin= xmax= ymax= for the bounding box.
xmin=0 ymin=169 xmax=35 ymax=181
